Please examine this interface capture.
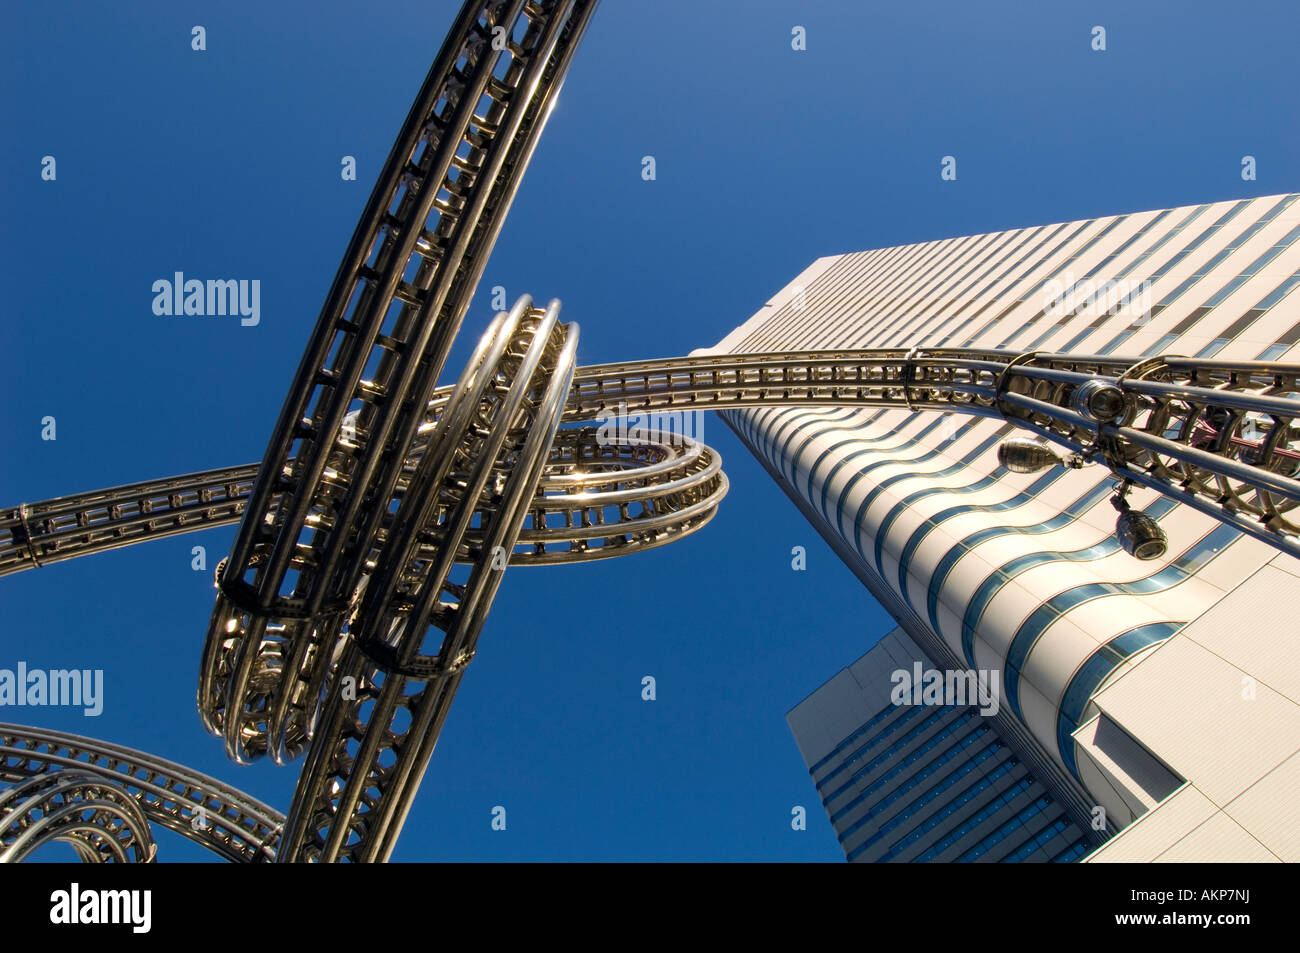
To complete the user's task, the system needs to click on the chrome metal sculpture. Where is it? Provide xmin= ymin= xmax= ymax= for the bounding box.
xmin=4 ymin=0 xmax=1299 ymax=861
xmin=1 ymin=723 xmax=283 ymax=862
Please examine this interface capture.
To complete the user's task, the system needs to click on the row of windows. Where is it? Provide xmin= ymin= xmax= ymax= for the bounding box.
xmin=883 ymin=767 xmax=1030 ymax=862
xmin=822 ymin=706 xmax=959 ymax=806
xmin=989 ymin=214 xmax=1133 ymax=348
xmin=815 ymin=415 xmax=967 ymax=523
xmin=1074 ymin=200 xmax=1255 ymax=354
xmin=742 ymin=233 xmax=956 ymax=351
xmin=807 ymin=696 xmax=901 ymax=777
xmin=835 ymin=726 xmax=993 ymax=837
xmin=750 ymin=403 xmax=852 ymax=468
xmin=764 ymin=406 xmax=880 ymax=481
xmin=1096 ymin=195 xmax=1296 ymax=355
xmin=1140 ymin=217 xmax=1300 ymax=351
xmin=844 ymin=744 xmax=1007 ymax=857
xmin=1051 ymin=841 xmax=1091 ymax=862
xmin=763 ymin=406 xmax=869 ymax=469
xmin=872 ymin=227 xmax=1035 ymax=346
xmin=947 ymin=221 xmax=1096 ymax=348
xmin=859 ymin=231 xmax=1025 ymax=347
xmin=863 ymin=428 xmax=1017 ymax=574
xmin=927 ymin=223 xmax=1078 ymax=347
xmin=1194 ymin=269 xmax=1300 ymax=358
xmin=745 ymin=193 xmax=1298 ymax=363
xmin=831 ymin=720 xmax=990 ymax=825
xmin=959 ymin=800 xmax=1062 ymax=862
xmin=801 ymin=416 xmax=947 ymax=512
xmin=1055 ymin=622 xmax=1183 ymax=779
xmin=811 ymin=418 xmax=951 ymax=520
xmin=978 ymin=198 xmax=1246 ymax=353
xmin=815 ymin=704 xmax=928 ymax=792
xmin=910 ymin=789 xmax=1048 ymax=863
xmin=863 ymin=233 xmax=1006 ymax=345
xmin=995 ymin=817 xmax=1071 ymax=863
xmin=894 ymin=466 xmax=1064 ymax=599
xmin=735 ymin=409 xmax=1038 ymax=621
xmin=854 ymin=427 xmax=1015 ymax=569
xmin=1003 ymin=523 xmax=1237 ymax=719
xmin=925 ymin=479 xmax=1114 ymax=636
xmin=1053 ymin=203 xmax=1216 ymax=352
xmin=746 ymin=210 xmax=1074 ymax=352
xmin=1009 ymin=213 xmax=1172 ymax=350
xmin=960 ymin=496 xmax=1181 ymax=668
xmin=1152 ymin=197 xmax=1296 ymax=318
xmin=815 ymin=238 xmax=972 ymax=348
xmin=1049 ymin=199 xmax=1299 ymax=354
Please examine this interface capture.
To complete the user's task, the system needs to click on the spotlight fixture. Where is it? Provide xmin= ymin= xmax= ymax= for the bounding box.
xmin=1072 ymin=379 xmax=1130 ymax=423
xmin=996 ymin=437 xmax=1083 ymax=474
xmin=1111 ymin=485 xmax=1167 ymax=560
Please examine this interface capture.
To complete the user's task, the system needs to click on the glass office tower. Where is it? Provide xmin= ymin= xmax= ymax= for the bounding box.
xmin=706 ymin=194 xmax=1300 ymax=861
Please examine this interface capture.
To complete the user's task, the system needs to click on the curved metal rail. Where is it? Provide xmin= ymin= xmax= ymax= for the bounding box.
xmin=0 ymin=770 xmax=156 ymax=864
xmin=0 ymin=723 xmax=284 ymax=862
xmin=211 ymin=0 xmax=598 ymax=747
xmin=278 ymin=297 xmax=582 ymax=860
xmin=6 ymin=350 xmax=1299 ymax=575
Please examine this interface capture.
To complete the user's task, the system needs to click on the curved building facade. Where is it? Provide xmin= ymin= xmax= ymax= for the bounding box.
xmin=710 ymin=193 xmax=1300 ymax=860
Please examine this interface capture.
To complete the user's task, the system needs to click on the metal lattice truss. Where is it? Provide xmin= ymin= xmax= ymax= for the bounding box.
xmin=6 ymin=351 xmax=1298 ymax=573
xmin=4 ymin=0 xmax=1300 ymax=861
xmin=0 ymin=724 xmax=283 ymax=862
xmin=0 ymin=771 xmax=155 ymax=864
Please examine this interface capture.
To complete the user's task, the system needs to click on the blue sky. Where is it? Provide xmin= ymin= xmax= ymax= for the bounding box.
xmin=1 ymin=0 xmax=1296 ymax=861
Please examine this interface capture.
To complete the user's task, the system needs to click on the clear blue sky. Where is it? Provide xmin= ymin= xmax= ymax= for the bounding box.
xmin=2 ymin=0 xmax=1296 ymax=861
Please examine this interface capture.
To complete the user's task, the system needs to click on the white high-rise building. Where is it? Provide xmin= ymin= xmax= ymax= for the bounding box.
xmin=708 ymin=194 xmax=1300 ymax=861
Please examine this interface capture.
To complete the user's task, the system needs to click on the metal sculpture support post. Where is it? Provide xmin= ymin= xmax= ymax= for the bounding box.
xmin=4 ymin=0 xmax=1300 ymax=861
